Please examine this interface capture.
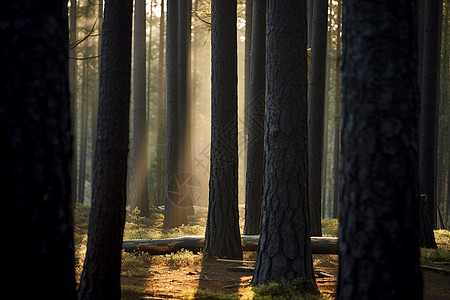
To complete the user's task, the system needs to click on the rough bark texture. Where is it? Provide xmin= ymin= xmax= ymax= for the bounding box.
xmin=308 ymin=0 xmax=328 ymax=237
xmin=164 ymin=0 xmax=188 ymax=228
xmin=252 ymin=0 xmax=316 ymax=286
xmin=244 ymin=0 xmax=266 ymax=235
xmin=0 ymin=2 xmax=76 ymax=298
xmin=337 ymin=1 xmax=423 ymax=299
xmin=418 ymin=0 xmax=441 ymax=247
xmin=123 ymin=236 xmax=338 ymax=254
xmin=130 ymin=0 xmax=150 ymax=217
xmin=203 ymin=0 xmax=243 ymax=260
xmin=77 ymin=1 xmax=133 ymax=299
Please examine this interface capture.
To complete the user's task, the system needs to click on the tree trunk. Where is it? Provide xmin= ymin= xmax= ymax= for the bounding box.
xmin=337 ymin=1 xmax=423 ymax=298
xmin=203 ymin=0 xmax=243 ymax=260
xmin=77 ymin=0 xmax=133 ymax=298
xmin=123 ymin=236 xmax=338 ymax=255
xmin=244 ymin=0 xmax=253 ymax=180
xmin=252 ymin=0 xmax=316 ymax=286
xmin=419 ymin=0 xmax=442 ymax=246
xmin=244 ymin=0 xmax=266 ymax=235
xmin=332 ymin=0 xmax=342 ymax=219
xmin=178 ymin=0 xmax=194 ymax=215
xmin=308 ymin=0 xmax=328 ymax=237
xmin=164 ymin=0 xmax=188 ymax=228
xmin=130 ymin=0 xmax=150 ymax=217
xmin=0 ymin=1 xmax=76 ymax=297
xmin=70 ymin=0 xmax=78 ymax=208
xmin=156 ymin=0 xmax=166 ymax=207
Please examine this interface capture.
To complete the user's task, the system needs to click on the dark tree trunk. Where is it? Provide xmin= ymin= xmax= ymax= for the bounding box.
xmin=0 ymin=1 xmax=76 ymax=298
xmin=77 ymin=0 xmax=133 ymax=298
xmin=244 ymin=0 xmax=266 ymax=235
xmin=337 ymin=1 xmax=423 ymax=298
xmin=252 ymin=0 xmax=316 ymax=286
xmin=130 ymin=0 xmax=150 ymax=217
xmin=164 ymin=0 xmax=188 ymax=228
xmin=332 ymin=0 xmax=342 ymax=220
xmin=244 ymin=0 xmax=253 ymax=178
xmin=203 ymin=0 xmax=243 ymax=260
xmin=178 ymin=0 xmax=194 ymax=215
xmin=418 ymin=0 xmax=442 ymax=247
xmin=156 ymin=0 xmax=166 ymax=207
xmin=308 ymin=0 xmax=328 ymax=237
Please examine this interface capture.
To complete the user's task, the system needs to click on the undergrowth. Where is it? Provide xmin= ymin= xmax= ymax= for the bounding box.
xmin=252 ymin=278 xmax=322 ymax=300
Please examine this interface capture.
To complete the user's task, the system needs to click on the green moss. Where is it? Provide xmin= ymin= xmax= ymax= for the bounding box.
xmin=193 ymin=289 xmax=239 ymax=300
xmin=421 ymin=248 xmax=450 ymax=263
xmin=321 ymin=219 xmax=339 ymax=237
xmin=252 ymin=278 xmax=321 ymax=300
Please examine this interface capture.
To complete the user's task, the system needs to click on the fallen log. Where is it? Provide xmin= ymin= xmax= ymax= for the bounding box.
xmin=122 ymin=235 xmax=338 ymax=255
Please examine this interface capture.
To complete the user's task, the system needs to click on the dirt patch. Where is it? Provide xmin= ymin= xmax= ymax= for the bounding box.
xmin=121 ymin=260 xmax=450 ymax=299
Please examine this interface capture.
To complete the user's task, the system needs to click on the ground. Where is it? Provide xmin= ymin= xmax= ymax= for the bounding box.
xmin=74 ymin=205 xmax=450 ymax=299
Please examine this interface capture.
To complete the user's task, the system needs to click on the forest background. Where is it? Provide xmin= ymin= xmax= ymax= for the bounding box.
xmin=70 ymin=0 xmax=450 ymax=229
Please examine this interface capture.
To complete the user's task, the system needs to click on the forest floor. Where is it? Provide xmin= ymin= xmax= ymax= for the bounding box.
xmin=74 ymin=205 xmax=450 ymax=299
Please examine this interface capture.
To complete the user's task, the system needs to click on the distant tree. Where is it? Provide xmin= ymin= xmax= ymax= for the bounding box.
xmin=178 ymin=0 xmax=194 ymax=216
xmin=77 ymin=0 xmax=133 ymax=298
xmin=244 ymin=0 xmax=266 ymax=235
xmin=130 ymin=0 xmax=150 ymax=217
xmin=156 ymin=0 xmax=166 ymax=207
xmin=252 ymin=0 xmax=316 ymax=286
xmin=308 ymin=0 xmax=328 ymax=236
xmin=337 ymin=0 xmax=423 ymax=298
xmin=164 ymin=0 xmax=188 ymax=228
xmin=418 ymin=0 xmax=442 ymax=248
xmin=0 ymin=1 xmax=76 ymax=298
xmin=203 ymin=0 xmax=243 ymax=260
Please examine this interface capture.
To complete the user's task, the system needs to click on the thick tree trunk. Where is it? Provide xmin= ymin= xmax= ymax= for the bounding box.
xmin=77 ymin=0 xmax=133 ymax=298
xmin=308 ymin=0 xmax=328 ymax=237
xmin=123 ymin=236 xmax=338 ymax=254
xmin=252 ymin=0 xmax=316 ymax=286
xmin=164 ymin=0 xmax=188 ymax=228
xmin=0 ymin=1 xmax=76 ymax=298
xmin=244 ymin=0 xmax=266 ymax=235
xmin=178 ymin=0 xmax=194 ymax=215
xmin=130 ymin=0 xmax=150 ymax=217
xmin=337 ymin=1 xmax=423 ymax=298
xmin=419 ymin=0 xmax=442 ymax=246
xmin=203 ymin=0 xmax=243 ymax=260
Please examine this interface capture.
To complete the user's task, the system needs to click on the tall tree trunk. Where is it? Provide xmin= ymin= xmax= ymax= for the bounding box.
xmin=337 ymin=1 xmax=423 ymax=298
xmin=419 ymin=0 xmax=442 ymax=246
xmin=332 ymin=0 xmax=342 ymax=219
xmin=156 ymin=0 xmax=166 ymax=207
xmin=178 ymin=0 xmax=194 ymax=215
xmin=164 ymin=0 xmax=187 ymax=228
xmin=308 ymin=0 xmax=328 ymax=236
xmin=70 ymin=0 xmax=78 ymax=207
xmin=244 ymin=0 xmax=266 ymax=235
xmin=77 ymin=60 xmax=89 ymax=204
xmin=203 ymin=0 xmax=243 ymax=260
xmin=77 ymin=0 xmax=133 ymax=298
xmin=130 ymin=0 xmax=150 ymax=217
xmin=0 ymin=1 xmax=76 ymax=297
xmin=244 ymin=0 xmax=253 ymax=180
xmin=252 ymin=0 xmax=316 ymax=286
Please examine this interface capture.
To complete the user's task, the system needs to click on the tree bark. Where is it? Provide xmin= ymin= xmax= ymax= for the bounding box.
xmin=419 ymin=0 xmax=442 ymax=246
xmin=244 ymin=0 xmax=266 ymax=235
xmin=203 ymin=0 xmax=243 ymax=260
xmin=123 ymin=236 xmax=338 ymax=255
xmin=130 ymin=0 xmax=150 ymax=217
xmin=178 ymin=0 xmax=194 ymax=215
xmin=164 ymin=0 xmax=188 ymax=228
xmin=308 ymin=0 xmax=328 ymax=237
xmin=0 ymin=1 xmax=76 ymax=297
xmin=77 ymin=0 xmax=133 ymax=298
xmin=156 ymin=0 xmax=166 ymax=207
xmin=337 ymin=1 xmax=423 ymax=298
xmin=252 ymin=0 xmax=316 ymax=286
